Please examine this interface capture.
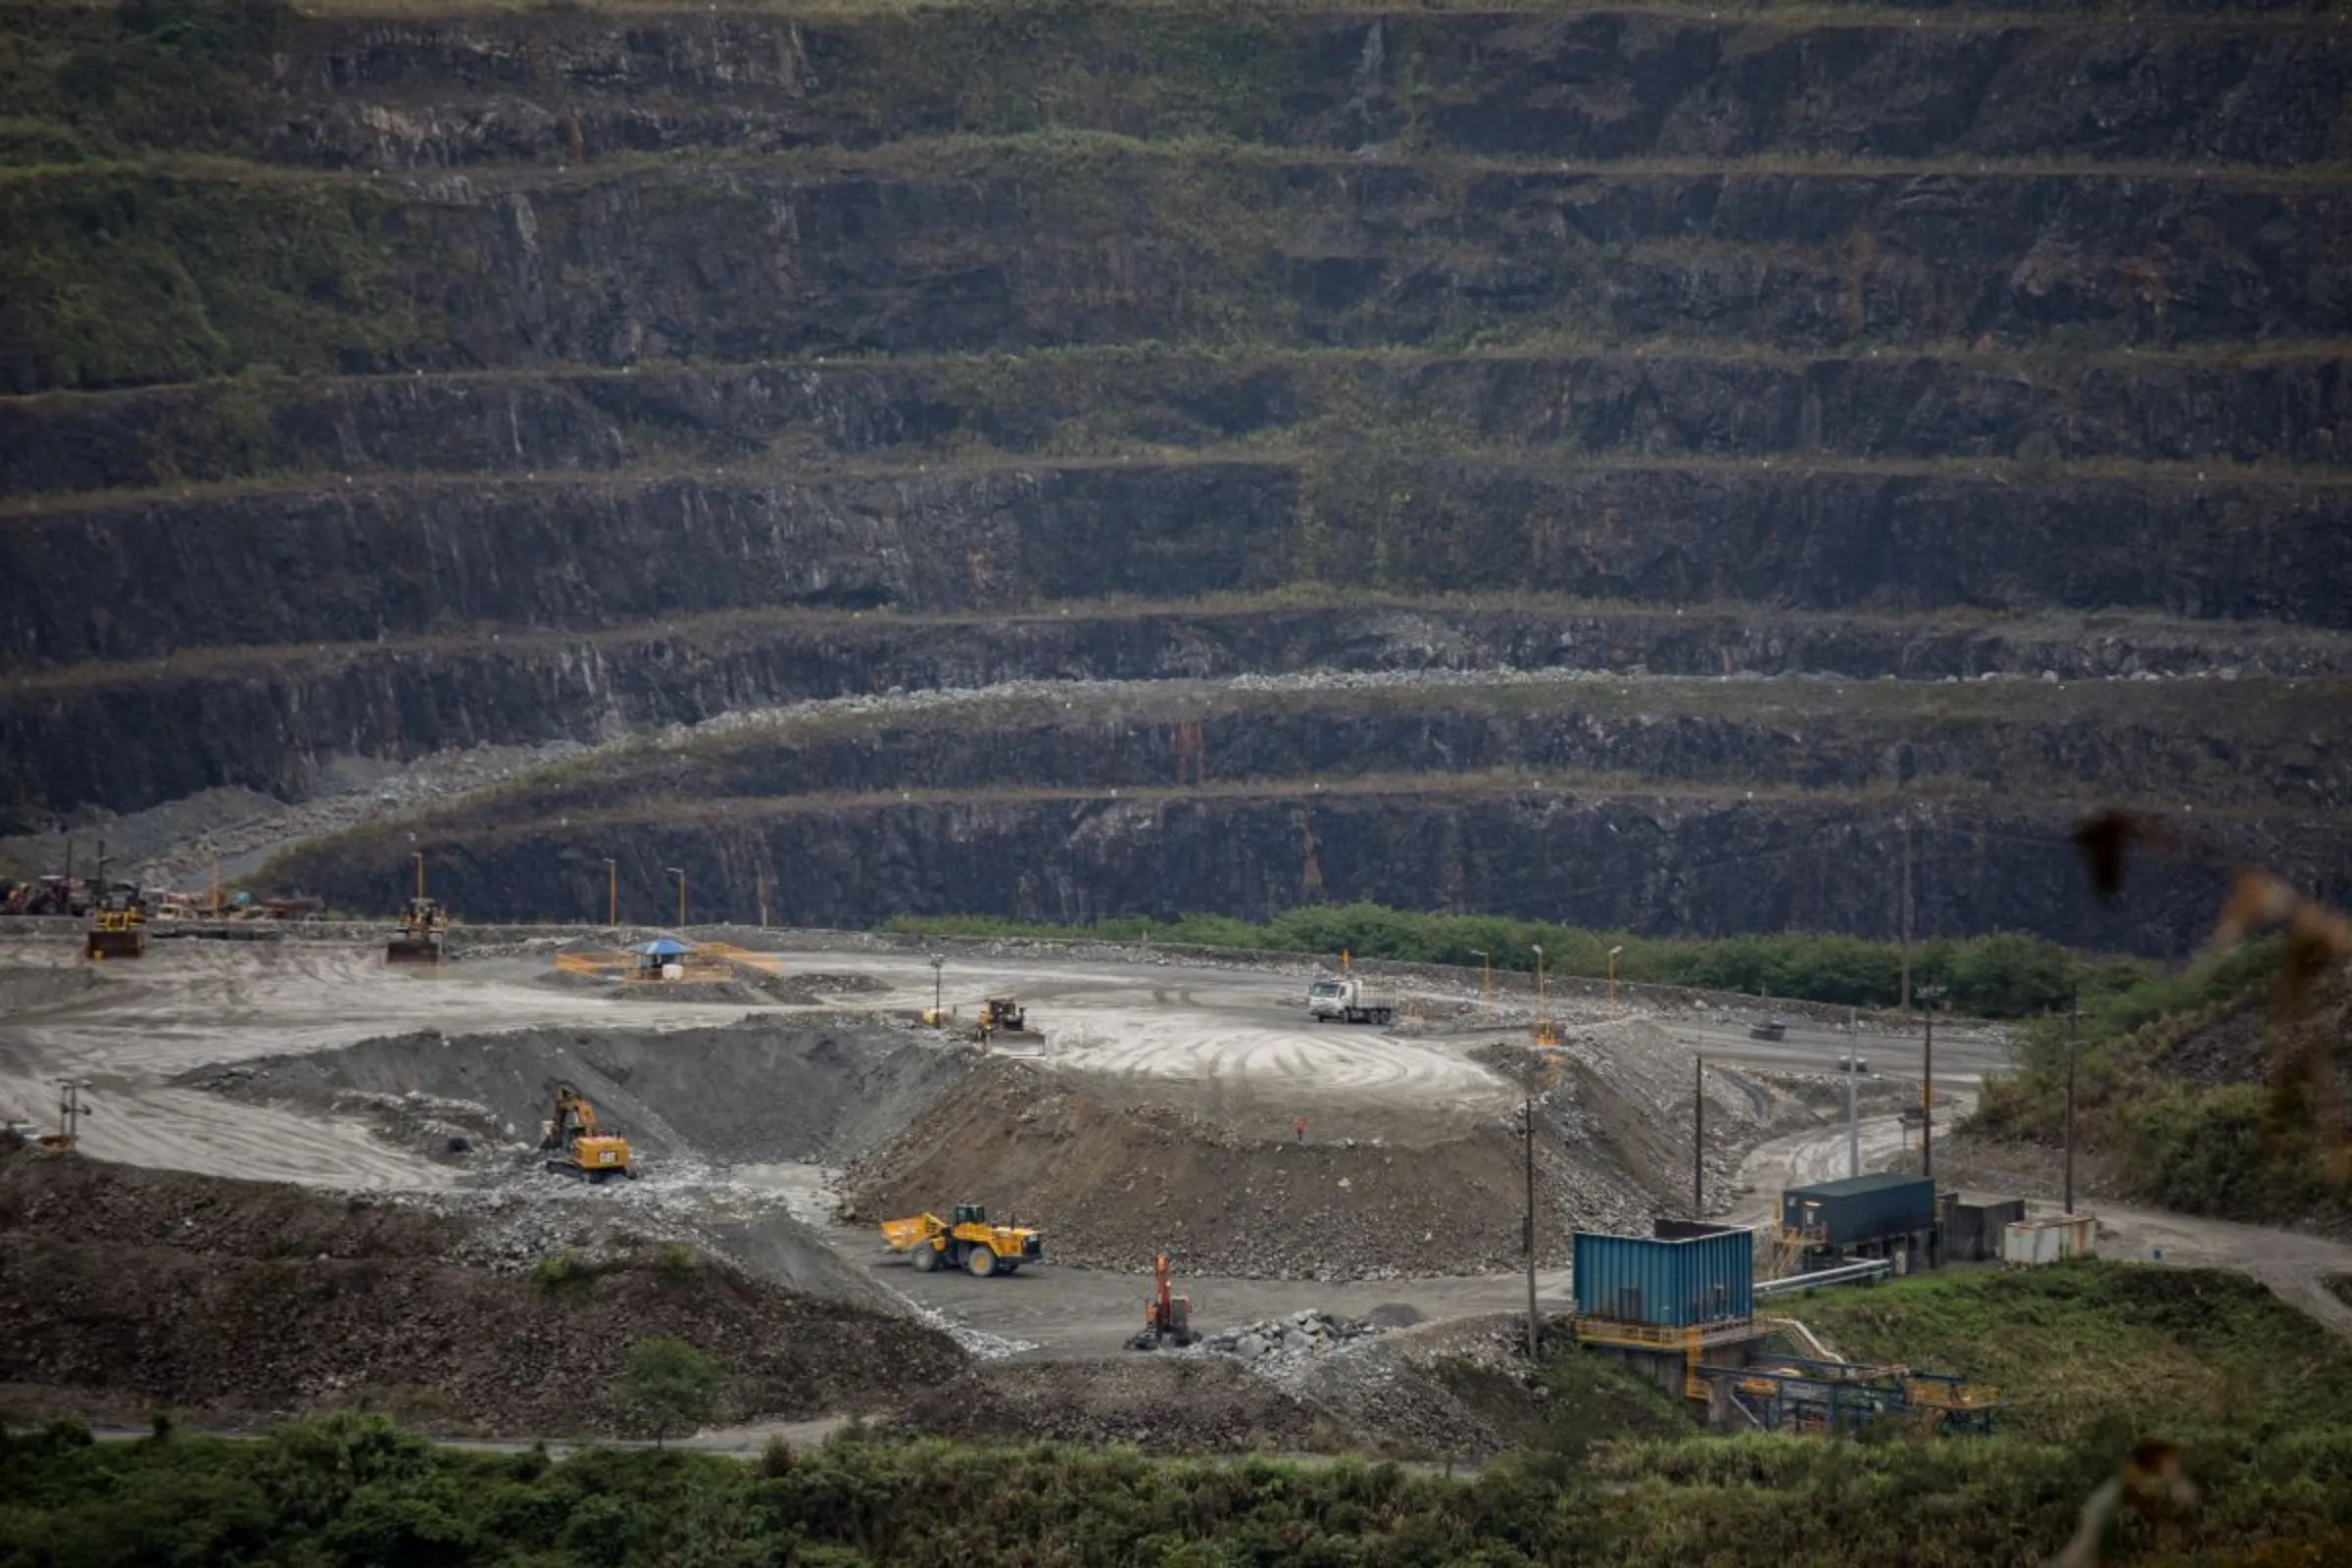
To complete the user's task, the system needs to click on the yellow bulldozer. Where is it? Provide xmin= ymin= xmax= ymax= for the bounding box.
xmin=386 ymin=896 xmax=449 ymax=965
xmin=880 ymin=1203 xmax=1044 ymax=1278
xmin=84 ymin=887 xmax=146 ymax=960
xmin=540 ymin=1083 xmax=635 ymax=1184
xmin=973 ymin=994 xmax=1044 ymax=1045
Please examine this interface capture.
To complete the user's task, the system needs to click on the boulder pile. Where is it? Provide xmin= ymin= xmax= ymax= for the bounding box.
xmin=1196 ymin=1309 xmax=1382 ymax=1365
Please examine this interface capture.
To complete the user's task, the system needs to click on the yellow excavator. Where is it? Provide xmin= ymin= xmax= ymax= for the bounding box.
xmin=880 ymin=1203 xmax=1044 ymax=1278
xmin=540 ymin=1083 xmax=635 ymax=1184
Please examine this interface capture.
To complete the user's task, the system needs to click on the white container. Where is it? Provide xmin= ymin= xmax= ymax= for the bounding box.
xmin=662 ymin=961 xmax=684 ymax=981
xmin=2002 ymin=1214 xmax=2096 ymax=1266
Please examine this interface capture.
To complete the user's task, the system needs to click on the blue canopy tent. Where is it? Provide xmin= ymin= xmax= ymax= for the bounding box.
xmin=631 ymin=936 xmax=694 ymax=976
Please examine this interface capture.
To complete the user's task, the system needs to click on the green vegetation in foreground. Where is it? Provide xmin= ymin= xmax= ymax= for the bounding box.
xmin=1794 ymin=1259 xmax=2352 ymax=1446
xmin=888 ymin=902 xmax=2134 ymax=1017
xmin=1970 ymin=938 xmax=2352 ymax=1224
xmin=1 ymin=1396 xmax=2347 ymax=1567
xmin=7 ymin=1264 xmax=2350 ymax=1563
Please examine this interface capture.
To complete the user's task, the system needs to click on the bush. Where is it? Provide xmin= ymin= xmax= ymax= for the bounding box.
xmin=613 ymin=1337 xmax=726 ymax=1447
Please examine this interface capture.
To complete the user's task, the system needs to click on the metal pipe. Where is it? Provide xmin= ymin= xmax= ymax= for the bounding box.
xmin=1754 ymin=1258 xmax=1893 ymax=1297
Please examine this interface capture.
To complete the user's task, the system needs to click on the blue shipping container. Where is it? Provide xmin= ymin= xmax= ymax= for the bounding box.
xmin=1781 ymin=1173 xmax=1936 ymax=1250
xmin=1572 ymin=1229 xmax=1756 ymax=1329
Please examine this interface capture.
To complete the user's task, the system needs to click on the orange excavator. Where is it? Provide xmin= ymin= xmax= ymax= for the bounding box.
xmin=1129 ymin=1253 xmax=1197 ymax=1350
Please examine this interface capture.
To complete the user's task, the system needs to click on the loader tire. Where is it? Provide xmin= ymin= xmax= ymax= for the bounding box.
xmin=966 ymin=1246 xmax=998 ymax=1279
xmin=911 ymin=1246 xmax=938 ymax=1273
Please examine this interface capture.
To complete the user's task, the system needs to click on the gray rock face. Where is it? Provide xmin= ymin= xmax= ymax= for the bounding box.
xmin=276 ymin=786 xmax=2340 ymax=956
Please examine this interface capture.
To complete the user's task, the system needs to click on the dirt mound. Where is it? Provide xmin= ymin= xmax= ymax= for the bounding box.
xmin=838 ymin=1059 xmax=1652 ymax=1280
xmin=0 ymin=1145 xmax=962 ymax=1436
xmin=887 ymin=1358 xmax=1330 ymax=1453
xmin=181 ymin=1015 xmax=982 ymax=1168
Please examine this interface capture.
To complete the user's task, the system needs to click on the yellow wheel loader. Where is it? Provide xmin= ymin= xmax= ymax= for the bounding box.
xmin=880 ymin=1203 xmax=1044 ymax=1278
xmin=540 ymin=1083 xmax=636 ymax=1184
xmin=84 ymin=889 xmax=146 ymax=960
xmin=387 ymin=896 xmax=449 ymax=965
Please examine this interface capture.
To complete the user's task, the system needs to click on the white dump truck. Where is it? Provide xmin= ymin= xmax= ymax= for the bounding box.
xmin=1306 ymin=975 xmax=1396 ymax=1024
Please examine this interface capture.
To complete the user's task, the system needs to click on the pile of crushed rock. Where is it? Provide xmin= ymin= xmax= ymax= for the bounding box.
xmin=1192 ymin=1309 xmax=1386 ymax=1365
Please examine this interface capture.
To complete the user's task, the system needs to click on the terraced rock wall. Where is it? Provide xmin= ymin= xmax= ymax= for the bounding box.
xmin=4 ymin=0 xmax=2346 ymax=952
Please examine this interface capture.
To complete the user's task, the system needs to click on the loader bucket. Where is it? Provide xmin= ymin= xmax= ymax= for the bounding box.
xmin=85 ymin=929 xmax=146 ymax=960
xmin=385 ymin=937 xmax=443 ymax=965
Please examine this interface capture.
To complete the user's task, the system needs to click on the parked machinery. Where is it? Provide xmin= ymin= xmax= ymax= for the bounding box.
xmin=880 ymin=1203 xmax=1045 ymax=1278
xmin=539 ymin=1083 xmax=635 ymax=1183
xmin=973 ymin=995 xmax=1043 ymax=1044
xmin=386 ymin=897 xmax=449 ymax=965
xmin=1129 ymin=1253 xmax=1197 ymax=1350
xmin=84 ymin=885 xmax=147 ymax=960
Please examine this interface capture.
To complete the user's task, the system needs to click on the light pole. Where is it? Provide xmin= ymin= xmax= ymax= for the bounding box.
xmin=1524 ymin=1080 xmax=1540 ymax=1361
xmin=1470 ymin=950 xmax=1491 ymax=1004
xmin=2064 ymin=987 xmax=2080 ymax=1216
xmin=1532 ymin=943 xmax=1552 ymax=1049
xmin=602 ymin=858 xmax=617 ymax=929
xmin=56 ymin=1079 xmax=93 ymax=1149
xmin=666 ymin=866 xmax=687 ymax=929
xmin=1607 ymin=944 xmax=1625 ymax=1009
xmin=1916 ymin=982 xmax=1947 ymax=1181
xmin=1692 ymin=1054 xmax=1705 ymax=1219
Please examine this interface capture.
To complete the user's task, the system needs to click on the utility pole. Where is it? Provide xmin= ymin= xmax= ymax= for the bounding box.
xmin=413 ymin=850 xmax=425 ymax=902
xmin=666 ymin=866 xmax=687 ymax=929
xmin=1692 ymin=1054 xmax=1705 ymax=1219
xmin=2064 ymin=989 xmax=2080 ymax=1217
xmin=1917 ymin=983 xmax=1946 ymax=1182
xmin=1847 ymin=1008 xmax=1861 ymax=1179
xmin=930 ymin=954 xmax=946 ymax=1020
xmin=758 ymin=870 xmax=770 ymax=929
xmin=603 ymin=858 xmax=617 ymax=929
xmin=56 ymin=1080 xmax=92 ymax=1147
xmin=1898 ymin=818 xmax=1914 ymax=1011
xmin=1524 ymin=1085 xmax=1541 ymax=1361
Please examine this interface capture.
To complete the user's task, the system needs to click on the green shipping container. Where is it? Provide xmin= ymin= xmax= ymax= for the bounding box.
xmin=1572 ymin=1228 xmax=1755 ymax=1329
